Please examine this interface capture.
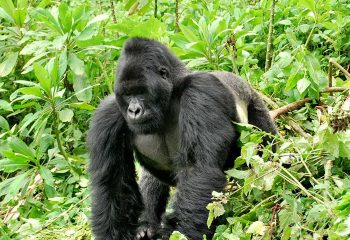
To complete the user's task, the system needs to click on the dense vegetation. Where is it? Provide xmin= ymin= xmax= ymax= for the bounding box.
xmin=0 ymin=0 xmax=349 ymax=239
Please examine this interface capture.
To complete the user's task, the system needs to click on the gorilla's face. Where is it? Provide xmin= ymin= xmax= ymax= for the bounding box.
xmin=115 ymin=59 xmax=173 ymax=134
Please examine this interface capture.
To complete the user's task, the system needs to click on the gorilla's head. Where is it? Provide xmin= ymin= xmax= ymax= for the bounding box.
xmin=115 ymin=38 xmax=184 ymax=134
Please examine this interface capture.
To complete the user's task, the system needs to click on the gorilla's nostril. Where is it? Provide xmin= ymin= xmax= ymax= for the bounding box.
xmin=134 ymin=108 xmax=141 ymax=115
xmin=127 ymin=105 xmax=142 ymax=119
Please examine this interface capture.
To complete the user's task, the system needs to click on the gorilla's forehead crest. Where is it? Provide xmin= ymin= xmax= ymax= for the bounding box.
xmin=118 ymin=63 xmax=145 ymax=81
xmin=123 ymin=37 xmax=165 ymax=56
xmin=121 ymin=37 xmax=184 ymax=70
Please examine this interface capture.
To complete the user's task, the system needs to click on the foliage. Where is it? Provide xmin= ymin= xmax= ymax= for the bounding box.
xmin=0 ymin=0 xmax=349 ymax=239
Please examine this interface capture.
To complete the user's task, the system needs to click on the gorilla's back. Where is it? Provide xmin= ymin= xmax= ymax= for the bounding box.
xmin=210 ymin=71 xmax=252 ymax=124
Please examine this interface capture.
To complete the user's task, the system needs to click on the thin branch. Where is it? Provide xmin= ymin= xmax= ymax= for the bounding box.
xmin=329 ymin=58 xmax=350 ymax=79
xmin=265 ymin=0 xmax=276 ymax=72
xmin=110 ymin=0 xmax=117 ymax=23
xmin=288 ymin=119 xmax=311 ymax=138
xmin=328 ymin=58 xmax=333 ymax=96
xmin=321 ymin=87 xmax=347 ymax=93
xmin=39 ymin=194 xmax=89 ymax=231
xmin=270 ymin=98 xmax=311 ymax=120
xmin=154 ymin=0 xmax=158 ymax=18
xmin=269 ymin=87 xmax=348 ymax=119
xmin=175 ymin=0 xmax=179 ymax=31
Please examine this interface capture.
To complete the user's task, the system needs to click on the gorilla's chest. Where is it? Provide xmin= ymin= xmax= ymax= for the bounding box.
xmin=133 ymin=125 xmax=179 ymax=171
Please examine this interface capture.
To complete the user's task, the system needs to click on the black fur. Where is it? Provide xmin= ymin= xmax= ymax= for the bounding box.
xmin=87 ymin=37 xmax=278 ymax=240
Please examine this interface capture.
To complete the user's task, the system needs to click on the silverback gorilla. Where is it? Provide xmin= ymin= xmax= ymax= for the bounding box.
xmin=87 ymin=37 xmax=277 ymax=240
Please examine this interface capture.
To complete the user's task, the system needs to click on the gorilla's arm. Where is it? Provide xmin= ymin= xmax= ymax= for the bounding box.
xmin=170 ymin=73 xmax=237 ymax=239
xmin=87 ymin=95 xmax=143 ymax=240
xmin=136 ymin=169 xmax=170 ymax=239
xmin=248 ymin=90 xmax=278 ymax=135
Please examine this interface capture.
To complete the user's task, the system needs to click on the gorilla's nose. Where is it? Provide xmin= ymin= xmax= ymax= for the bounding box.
xmin=127 ymin=104 xmax=142 ymax=120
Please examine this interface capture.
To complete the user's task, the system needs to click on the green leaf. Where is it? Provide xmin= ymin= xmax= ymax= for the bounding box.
xmin=48 ymin=57 xmax=59 ymax=87
xmin=0 ymin=52 xmax=18 ymax=77
xmin=17 ymin=0 xmax=28 ymax=8
xmin=124 ymin=0 xmax=137 ymax=10
xmin=40 ymin=166 xmax=54 ymax=187
xmin=246 ymin=221 xmax=266 ymax=235
xmin=2 ymin=150 xmax=31 ymax=163
xmin=76 ymin=25 xmax=98 ymax=41
xmin=59 ymin=48 xmax=68 ymax=78
xmin=20 ymin=40 xmax=50 ymax=55
xmin=207 ymin=202 xmax=225 ymax=228
xmin=58 ymin=3 xmax=72 ymax=33
xmin=0 ymin=7 xmax=14 ymax=22
xmin=86 ymin=13 xmax=108 ymax=26
xmin=297 ymin=78 xmax=311 ymax=94
xmin=278 ymin=19 xmax=292 ymax=25
xmin=0 ymin=158 xmax=30 ymax=172
xmin=129 ymin=17 xmax=167 ymax=39
xmin=18 ymin=86 xmax=44 ymax=98
xmin=33 ymin=8 xmax=62 ymax=34
xmin=68 ymin=53 xmax=85 ymax=76
xmin=225 ymin=169 xmax=251 ymax=179
xmin=179 ymin=25 xmax=199 ymax=43
xmin=9 ymin=137 xmax=36 ymax=159
xmin=0 ymin=115 xmax=9 ymax=130
xmin=0 ymin=100 xmax=13 ymax=112
xmin=69 ymin=102 xmax=95 ymax=110
xmin=72 ymin=73 xmax=92 ymax=102
xmin=277 ymin=52 xmax=293 ymax=69
xmin=0 ymin=0 xmax=15 ymax=18
xmin=58 ymin=108 xmax=74 ymax=122
xmin=323 ymin=129 xmax=339 ymax=158
xmin=3 ymin=172 xmax=30 ymax=203
xmin=33 ymin=63 xmax=51 ymax=95
xmin=169 ymin=231 xmax=188 ymax=240
xmin=13 ymin=7 xmax=26 ymax=26
xmin=109 ymin=18 xmax=138 ymax=34
xmin=299 ymin=0 xmax=315 ymax=12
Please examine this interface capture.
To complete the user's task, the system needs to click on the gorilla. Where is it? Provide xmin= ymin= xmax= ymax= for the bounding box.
xmin=87 ymin=37 xmax=277 ymax=240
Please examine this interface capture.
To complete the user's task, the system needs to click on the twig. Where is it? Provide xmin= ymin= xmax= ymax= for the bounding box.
xmin=288 ymin=119 xmax=311 ymax=138
xmin=269 ymin=87 xmax=348 ymax=119
xmin=305 ymin=24 xmax=316 ymax=49
xmin=321 ymin=87 xmax=347 ymax=93
xmin=39 ymin=194 xmax=89 ymax=231
xmin=154 ymin=0 xmax=158 ymax=18
xmin=270 ymin=98 xmax=312 ymax=120
xmin=110 ymin=0 xmax=117 ymax=23
xmin=175 ymin=0 xmax=179 ymax=31
xmin=324 ymin=159 xmax=333 ymax=203
xmin=328 ymin=59 xmax=333 ymax=96
xmin=265 ymin=0 xmax=276 ymax=71
xmin=329 ymin=58 xmax=350 ymax=79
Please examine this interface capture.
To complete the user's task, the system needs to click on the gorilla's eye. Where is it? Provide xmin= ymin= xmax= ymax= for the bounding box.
xmin=159 ymin=67 xmax=169 ymax=79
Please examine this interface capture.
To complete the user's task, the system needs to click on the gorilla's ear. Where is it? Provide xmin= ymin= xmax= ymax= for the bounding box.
xmin=159 ymin=67 xmax=169 ymax=79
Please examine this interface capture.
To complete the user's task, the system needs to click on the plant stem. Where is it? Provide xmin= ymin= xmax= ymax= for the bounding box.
xmin=175 ymin=0 xmax=179 ymax=31
xmin=154 ymin=0 xmax=158 ymax=18
xmin=52 ymin=103 xmax=68 ymax=161
xmin=265 ymin=0 xmax=276 ymax=72
xmin=305 ymin=24 xmax=315 ymax=49
xmin=110 ymin=0 xmax=117 ymax=23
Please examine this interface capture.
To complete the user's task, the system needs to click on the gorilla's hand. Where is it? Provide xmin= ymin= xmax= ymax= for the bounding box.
xmin=135 ymin=222 xmax=159 ymax=240
xmin=159 ymin=213 xmax=178 ymax=240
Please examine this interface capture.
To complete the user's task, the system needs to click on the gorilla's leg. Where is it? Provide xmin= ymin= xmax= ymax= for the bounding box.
xmin=136 ymin=169 xmax=170 ymax=240
xmin=248 ymin=91 xmax=278 ymax=136
xmin=88 ymin=96 xmax=143 ymax=240
xmin=166 ymin=167 xmax=226 ymax=240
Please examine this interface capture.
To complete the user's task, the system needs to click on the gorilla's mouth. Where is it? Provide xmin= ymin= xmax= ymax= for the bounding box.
xmin=127 ymin=111 xmax=152 ymax=124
